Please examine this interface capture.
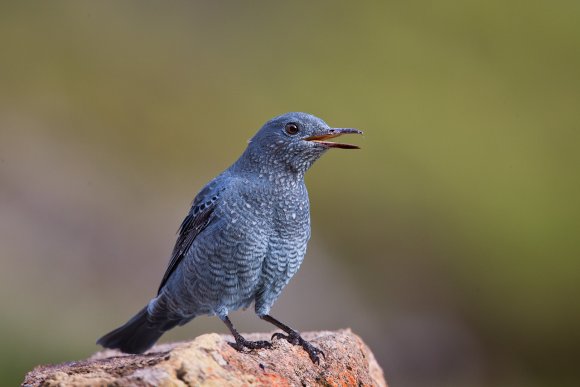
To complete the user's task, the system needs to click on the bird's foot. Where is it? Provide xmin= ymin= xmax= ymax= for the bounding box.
xmin=272 ymin=332 xmax=325 ymax=364
xmin=229 ymin=337 xmax=272 ymax=351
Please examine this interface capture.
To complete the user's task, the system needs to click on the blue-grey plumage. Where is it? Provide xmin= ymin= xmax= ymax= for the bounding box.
xmin=97 ymin=112 xmax=362 ymax=363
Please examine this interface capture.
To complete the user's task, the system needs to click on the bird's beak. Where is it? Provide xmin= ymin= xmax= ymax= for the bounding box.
xmin=303 ymin=128 xmax=363 ymax=149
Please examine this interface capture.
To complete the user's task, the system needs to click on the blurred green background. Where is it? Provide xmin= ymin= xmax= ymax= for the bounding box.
xmin=1 ymin=1 xmax=579 ymax=386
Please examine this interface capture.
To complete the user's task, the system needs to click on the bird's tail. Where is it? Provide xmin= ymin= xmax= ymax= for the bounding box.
xmin=96 ymin=306 xmax=178 ymax=354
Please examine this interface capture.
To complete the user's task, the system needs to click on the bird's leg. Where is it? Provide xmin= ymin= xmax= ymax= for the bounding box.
xmin=221 ymin=315 xmax=272 ymax=351
xmin=260 ymin=314 xmax=325 ymax=364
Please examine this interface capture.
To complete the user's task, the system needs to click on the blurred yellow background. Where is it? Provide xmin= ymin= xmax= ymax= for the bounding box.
xmin=1 ymin=1 xmax=579 ymax=386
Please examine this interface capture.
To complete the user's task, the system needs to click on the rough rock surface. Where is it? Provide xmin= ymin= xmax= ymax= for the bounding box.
xmin=23 ymin=329 xmax=386 ymax=386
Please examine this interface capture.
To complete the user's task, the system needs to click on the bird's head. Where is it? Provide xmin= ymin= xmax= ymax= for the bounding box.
xmin=241 ymin=112 xmax=362 ymax=175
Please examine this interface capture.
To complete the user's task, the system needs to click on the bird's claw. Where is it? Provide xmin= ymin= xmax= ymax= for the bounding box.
xmin=230 ymin=338 xmax=272 ymax=351
xmin=271 ymin=332 xmax=325 ymax=364
xmin=271 ymin=332 xmax=298 ymax=344
xmin=299 ymin=338 xmax=325 ymax=364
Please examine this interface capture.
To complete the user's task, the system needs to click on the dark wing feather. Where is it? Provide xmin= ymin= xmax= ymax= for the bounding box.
xmin=157 ymin=186 xmax=223 ymax=294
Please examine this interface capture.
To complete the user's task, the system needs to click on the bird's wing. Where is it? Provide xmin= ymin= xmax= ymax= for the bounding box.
xmin=157 ymin=179 xmax=226 ymax=294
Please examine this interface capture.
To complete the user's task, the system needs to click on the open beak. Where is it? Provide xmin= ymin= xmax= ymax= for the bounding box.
xmin=303 ymin=128 xmax=363 ymax=149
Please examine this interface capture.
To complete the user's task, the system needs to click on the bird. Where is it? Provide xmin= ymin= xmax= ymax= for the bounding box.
xmin=97 ymin=112 xmax=362 ymax=363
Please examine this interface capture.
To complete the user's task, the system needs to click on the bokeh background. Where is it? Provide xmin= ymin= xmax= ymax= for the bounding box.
xmin=1 ymin=1 xmax=579 ymax=386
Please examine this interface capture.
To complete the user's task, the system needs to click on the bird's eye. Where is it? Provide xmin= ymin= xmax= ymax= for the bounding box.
xmin=285 ymin=123 xmax=300 ymax=135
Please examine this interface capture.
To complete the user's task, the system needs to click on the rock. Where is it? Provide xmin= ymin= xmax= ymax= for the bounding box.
xmin=23 ymin=329 xmax=386 ymax=386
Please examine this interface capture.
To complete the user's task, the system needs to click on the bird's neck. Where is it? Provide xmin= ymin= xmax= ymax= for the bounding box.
xmin=231 ymin=147 xmax=307 ymax=183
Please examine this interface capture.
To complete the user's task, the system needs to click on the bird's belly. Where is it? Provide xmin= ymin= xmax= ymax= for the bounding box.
xmin=265 ymin=226 xmax=309 ymax=278
xmin=263 ymin=235 xmax=308 ymax=281
xmin=174 ymin=219 xmax=269 ymax=317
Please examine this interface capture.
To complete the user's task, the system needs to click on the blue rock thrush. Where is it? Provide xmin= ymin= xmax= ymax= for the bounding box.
xmin=97 ymin=112 xmax=362 ymax=363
